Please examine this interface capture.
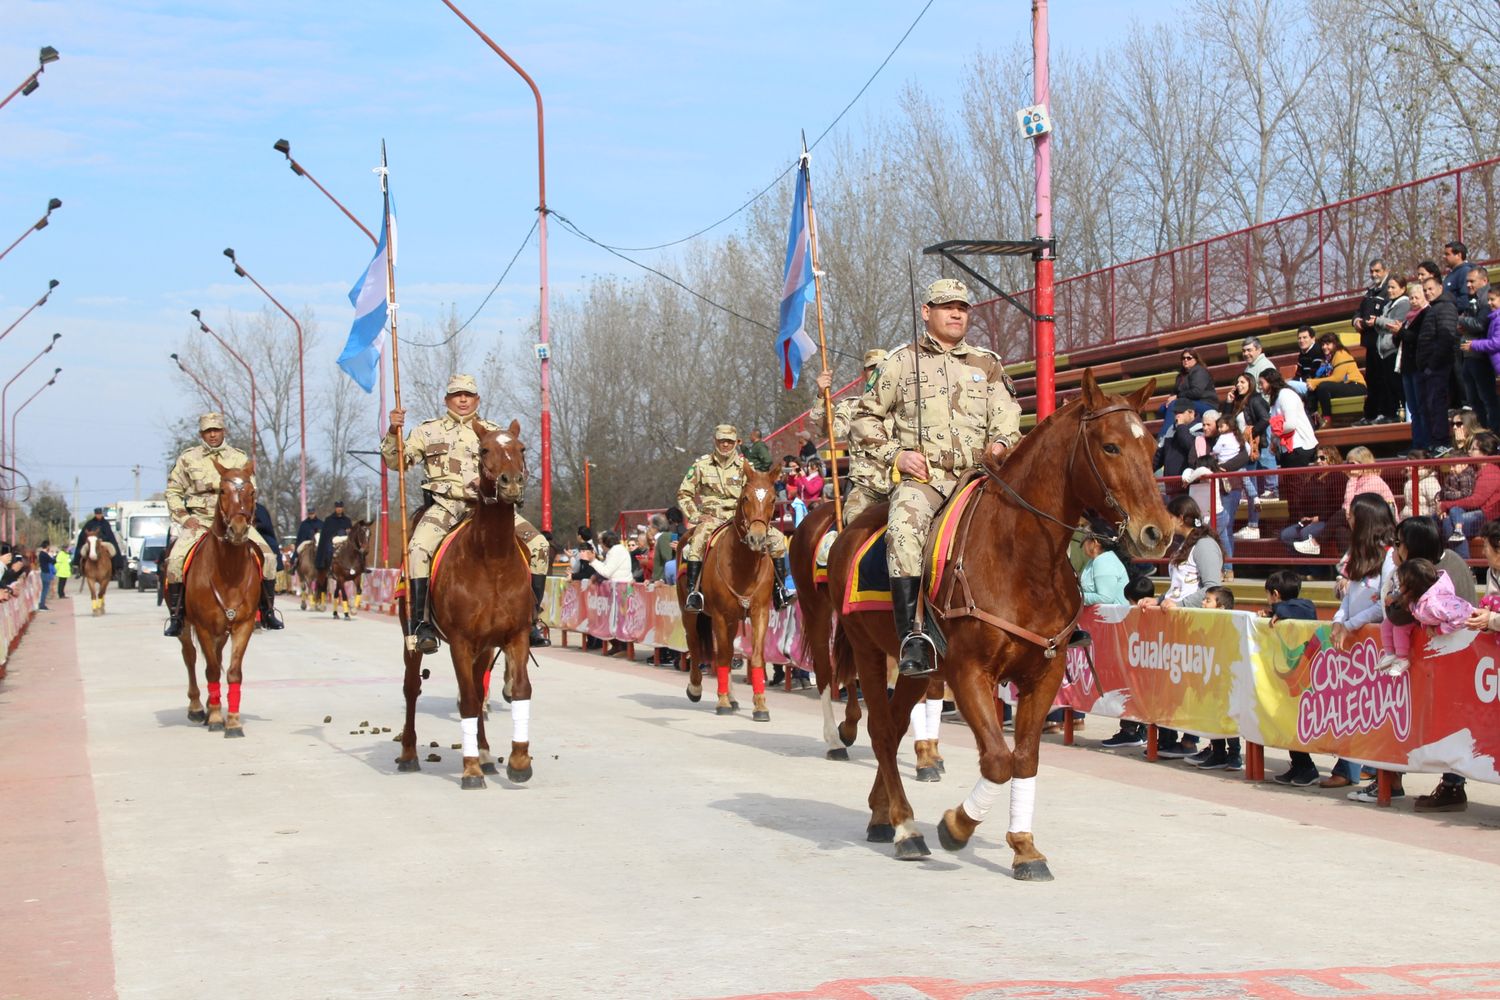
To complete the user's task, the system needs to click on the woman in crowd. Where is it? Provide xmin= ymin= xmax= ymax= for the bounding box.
xmin=1209 ymin=413 xmax=1254 ymax=555
xmin=1159 ymin=349 xmax=1219 ymax=425
xmin=1394 ymin=280 xmax=1431 ymax=449
xmin=579 ymin=529 xmax=634 ymax=655
xmin=798 ymin=458 xmax=826 ymax=509
xmin=1280 ymin=445 xmax=1345 ymax=557
xmin=1286 ymin=326 xmax=1322 ymax=396
xmin=1340 ymin=446 xmax=1395 ymax=513
xmin=1437 ymin=417 xmax=1480 ymax=529
xmin=1356 ymin=273 xmax=1410 ymax=425
xmin=1227 ymin=371 xmax=1277 ymax=502
xmin=1261 ymin=368 xmax=1318 ymax=467
xmin=1307 ymin=331 xmax=1367 ymax=424
xmin=1325 ymin=492 xmax=1398 ymax=788
xmin=1438 ymin=430 xmax=1500 ymax=557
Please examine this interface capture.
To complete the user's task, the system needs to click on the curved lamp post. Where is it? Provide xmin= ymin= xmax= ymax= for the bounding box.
xmin=224 ymin=247 xmax=306 ymax=520
xmin=2 ymin=335 xmax=60 ymax=537
xmin=171 ymin=353 xmax=224 ymax=413
xmin=0 ymin=46 xmax=60 ymax=113
xmin=190 ymin=309 xmax=256 ymax=461
xmin=0 ymin=279 xmax=59 ymax=345
xmin=8 ymin=367 xmax=60 ymax=540
xmin=436 ymin=1 xmax=553 ymax=532
xmin=0 ymin=198 xmax=62 ymax=265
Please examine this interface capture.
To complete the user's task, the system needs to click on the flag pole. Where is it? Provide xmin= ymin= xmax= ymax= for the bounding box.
xmin=379 ymin=141 xmax=414 ymax=648
xmin=800 ymin=140 xmax=842 ymax=524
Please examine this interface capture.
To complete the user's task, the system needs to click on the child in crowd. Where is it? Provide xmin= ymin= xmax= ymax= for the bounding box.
xmin=1101 ymin=574 xmax=1165 ymax=750
xmin=1401 ymin=448 xmax=1442 ymax=516
xmin=1261 ymin=570 xmax=1321 ymax=785
xmin=1378 ymin=557 xmax=1474 ymax=676
xmin=1193 ymin=587 xmax=1243 ymax=770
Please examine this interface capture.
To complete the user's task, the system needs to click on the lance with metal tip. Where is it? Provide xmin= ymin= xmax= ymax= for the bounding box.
xmin=377 ymin=141 xmax=414 ymax=649
xmin=800 ymin=137 xmax=842 ymax=523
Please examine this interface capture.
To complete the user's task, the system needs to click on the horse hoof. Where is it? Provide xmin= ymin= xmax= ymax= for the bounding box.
xmin=396 ymin=758 xmax=421 ymax=772
xmin=187 ymin=710 xmax=207 ymax=723
xmin=936 ymin=759 xmax=946 ymax=774
xmin=460 ymin=775 xmax=487 ymax=790
xmin=480 ymin=762 xmax=498 ymax=775
xmin=894 ymin=834 xmax=931 ymax=861
xmin=506 ymin=764 xmax=533 ymax=783
xmin=937 ymin=815 xmax=969 ymax=852
xmin=825 ymin=747 xmax=849 ymax=762
xmin=714 ymin=705 xmax=736 ymax=716
xmin=685 ymin=686 xmax=702 ymax=703
xmin=730 ymin=698 xmax=740 ymax=710
xmin=866 ymin=824 xmax=895 ymax=843
xmin=915 ymin=766 xmax=942 ymax=782
xmin=1012 ymin=859 xmax=1054 ymax=882
xmin=839 ymin=728 xmax=857 ymax=748
xmin=224 ymin=727 xmax=245 ymax=739
xmin=752 ymin=710 xmax=770 ymax=722
xmin=207 ymin=721 xmax=224 ymax=733
xmin=344 ymin=613 xmax=351 ymax=620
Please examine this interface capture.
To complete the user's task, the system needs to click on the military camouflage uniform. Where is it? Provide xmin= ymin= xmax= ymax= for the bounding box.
xmin=677 ymin=451 xmax=788 ymax=561
xmin=164 ymin=443 xmax=277 ymax=583
xmin=809 ymin=377 xmax=891 ymax=527
xmin=851 ymin=333 xmax=1021 ymax=576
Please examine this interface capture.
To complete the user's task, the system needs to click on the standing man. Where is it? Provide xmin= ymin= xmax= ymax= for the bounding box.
xmin=315 ymin=500 xmax=353 ymax=577
xmin=809 ymin=349 xmax=890 ymax=526
xmin=162 ymin=412 xmax=282 ymax=636
xmin=739 ymin=429 xmax=772 ymax=473
xmin=73 ymin=507 xmax=123 ymax=577
xmin=54 ymin=545 xmax=70 ymax=599
xmin=852 ymin=278 xmax=1022 ymax=677
xmin=1351 ymin=259 xmax=1390 ymax=423
xmin=1419 ymin=271 xmax=1461 ymax=454
xmin=381 ymin=374 xmax=550 ymax=654
xmin=1458 ymin=265 xmax=1496 ymax=426
xmin=677 ymin=424 xmax=793 ymax=612
xmin=37 ymin=543 xmax=55 ymax=610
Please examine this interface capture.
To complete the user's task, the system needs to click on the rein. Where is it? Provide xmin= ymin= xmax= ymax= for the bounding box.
xmin=713 ymin=490 xmax=774 ymax=613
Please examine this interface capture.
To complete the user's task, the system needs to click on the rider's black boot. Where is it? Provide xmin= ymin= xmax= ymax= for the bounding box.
xmin=683 ymin=560 xmax=705 ymax=612
xmin=163 ymin=582 xmax=186 ymax=637
xmin=258 ymin=580 xmax=285 ymax=630
xmin=409 ymin=577 xmax=440 ymax=655
xmin=772 ymin=556 xmax=794 ymax=611
xmin=528 ymin=573 xmax=550 ymax=646
xmin=892 ymin=576 xmax=937 ymax=677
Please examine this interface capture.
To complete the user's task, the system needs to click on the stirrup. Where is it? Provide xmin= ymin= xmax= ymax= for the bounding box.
xmin=897 ymin=631 xmax=938 ymax=677
xmin=685 ymin=589 xmax=705 ymax=612
xmin=413 ymin=624 xmax=441 ymax=655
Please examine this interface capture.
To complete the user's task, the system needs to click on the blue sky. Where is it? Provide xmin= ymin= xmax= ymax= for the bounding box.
xmin=0 ymin=0 xmax=1133 ymax=518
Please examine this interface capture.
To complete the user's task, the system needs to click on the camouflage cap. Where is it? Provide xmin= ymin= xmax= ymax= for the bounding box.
xmin=924 ymin=278 xmax=971 ymax=306
xmin=445 ymin=373 xmax=479 ymax=396
xmin=713 ymin=424 xmax=739 ymax=441
xmin=199 ymin=412 xmax=225 ymax=432
xmin=862 ymin=348 xmax=888 ymax=369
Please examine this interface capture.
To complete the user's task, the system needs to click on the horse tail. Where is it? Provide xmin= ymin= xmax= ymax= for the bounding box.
xmin=694 ymin=611 xmax=713 ymax=653
xmin=832 ymin=620 xmax=855 ymax=687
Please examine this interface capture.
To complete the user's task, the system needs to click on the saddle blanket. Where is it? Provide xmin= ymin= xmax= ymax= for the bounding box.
xmin=839 ymin=476 xmax=984 ymax=615
xmin=430 ymin=520 xmax=527 ymax=586
xmin=181 ymin=534 xmax=262 ymax=579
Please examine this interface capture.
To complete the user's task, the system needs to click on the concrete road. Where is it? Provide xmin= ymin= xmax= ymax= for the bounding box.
xmin=3 ymin=588 xmax=1500 ymax=1000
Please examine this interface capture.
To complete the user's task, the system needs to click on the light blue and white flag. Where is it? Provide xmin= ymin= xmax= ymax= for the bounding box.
xmin=338 ymin=197 xmax=396 ymax=392
xmin=777 ymin=160 xmax=817 ymax=389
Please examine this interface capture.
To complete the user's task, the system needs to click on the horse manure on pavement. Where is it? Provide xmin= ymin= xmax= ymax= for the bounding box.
xmin=359 ymin=720 xmax=368 ymax=727
xmin=381 ymin=727 xmax=390 ymax=732
xmin=429 ymin=741 xmax=439 ymax=748
xmin=323 ymin=715 xmax=332 ymax=723
xmin=451 ymin=743 xmax=461 ymax=750
xmin=426 ymin=753 xmax=441 ymax=763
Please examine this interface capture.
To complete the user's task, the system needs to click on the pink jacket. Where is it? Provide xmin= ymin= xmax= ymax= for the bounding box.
xmin=1343 ymin=472 xmax=1395 ymax=511
xmin=1410 ymin=570 xmax=1474 ymax=634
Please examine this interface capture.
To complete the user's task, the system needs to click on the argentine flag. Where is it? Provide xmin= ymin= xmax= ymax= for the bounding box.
xmin=777 ymin=161 xmax=817 ymax=389
xmin=338 ymin=199 xmax=396 ymax=392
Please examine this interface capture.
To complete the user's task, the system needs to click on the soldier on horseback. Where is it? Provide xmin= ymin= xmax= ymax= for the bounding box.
xmin=809 ymin=348 xmax=889 ymax=526
xmin=382 ymin=374 xmax=550 ymax=655
xmin=678 ymin=423 xmax=794 ymax=613
xmin=851 ymin=279 xmax=1021 ymax=677
xmin=315 ymin=500 xmax=352 ymax=576
xmin=162 ymin=412 xmax=283 ymax=636
xmin=294 ymin=505 xmax=322 ymax=549
xmin=73 ymin=507 xmax=123 ymax=576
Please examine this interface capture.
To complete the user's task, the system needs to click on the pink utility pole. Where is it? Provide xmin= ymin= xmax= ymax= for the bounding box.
xmin=1032 ymin=0 xmax=1056 ymax=418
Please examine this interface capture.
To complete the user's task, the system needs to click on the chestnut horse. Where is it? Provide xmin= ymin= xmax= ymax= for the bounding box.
xmin=396 ymin=420 xmax=534 ymax=789
xmin=790 ymin=502 xmax=947 ymax=773
xmin=828 ymin=371 xmax=1168 ymax=876
xmin=677 ymin=464 xmax=779 ymax=722
xmin=178 ymin=461 xmax=263 ymax=738
xmin=80 ymin=529 xmax=114 ymax=616
xmin=295 ymin=541 xmax=326 ymax=611
xmin=326 ymin=520 xmax=372 ymax=619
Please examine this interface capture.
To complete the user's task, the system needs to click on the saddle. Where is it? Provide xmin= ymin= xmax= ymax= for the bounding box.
xmin=295 ymin=539 xmax=315 ymax=558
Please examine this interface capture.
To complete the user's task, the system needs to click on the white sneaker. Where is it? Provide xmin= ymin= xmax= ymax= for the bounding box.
xmin=1234 ymin=525 xmax=1260 ymax=540
xmin=1375 ymin=652 xmax=1399 ymax=672
xmin=1385 ymin=656 xmax=1410 ymax=677
xmin=1449 ymin=529 xmax=1466 ymax=542
xmin=1292 ymin=537 xmax=1321 ymax=555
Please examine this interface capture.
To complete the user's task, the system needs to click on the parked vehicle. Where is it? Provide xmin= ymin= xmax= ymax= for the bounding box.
xmin=136 ymin=535 xmax=167 ymax=591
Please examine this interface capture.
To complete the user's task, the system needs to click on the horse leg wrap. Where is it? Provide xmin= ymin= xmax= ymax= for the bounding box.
xmin=750 ymin=665 xmax=766 ymax=695
xmin=461 ymin=716 xmax=480 ymax=758
xmin=909 ymin=702 xmax=928 ymax=742
xmin=227 ymin=683 xmax=242 ymax=714
xmin=1008 ymin=776 xmax=1037 ymax=834
xmin=353 ymin=594 xmax=361 ymax=609
xmin=926 ymin=697 xmax=943 ymax=737
xmin=961 ymin=776 xmax=1004 ymax=825
xmin=207 ymin=682 xmax=222 ymax=706
xmin=511 ymin=700 xmax=531 ymax=744
xmin=715 ymin=666 xmax=730 ymax=696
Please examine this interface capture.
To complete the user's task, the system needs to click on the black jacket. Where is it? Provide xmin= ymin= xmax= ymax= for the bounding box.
xmin=254 ymin=503 xmax=282 ymax=571
xmin=1269 ymin=597 xmax=1317 ymax=621
xmin=1154 ymin=424 xmax=1199 ymax=478
xmin=1414 ymin=291 xmax=1459 ymax=372
xmin=294 ymin=516 xmax=322 ymax=547
xmin=1239 ymin=392 xmax=1272 ymax=438
xmin=1293 ymin=346 xmax=1322 ymax=381
xmin=73 ymin=516 xmax=121 ymax=566
xmin=1355 ymin=280 xmax=1389 ymax=352
xmin=315 ymin=513 xmax=352 ymax=570
xmin=1174 ymin=365 xmax=1218 ymax=404
xmin=1458 ymin=284 xmax=1493 ymax=339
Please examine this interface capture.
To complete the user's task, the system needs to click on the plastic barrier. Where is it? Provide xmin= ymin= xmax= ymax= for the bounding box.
xmin=0 ymin=572 xmax=45 ymax=679
xmin=360 ymin=568 xmax=401 ymax=616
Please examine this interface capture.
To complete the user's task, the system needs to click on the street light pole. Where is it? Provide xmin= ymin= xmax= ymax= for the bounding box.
xmin=272 ymin=138 xmax=391 ymax=566
xmin=2 ymin=335 xmax=61 ymax=539
xmin=224 ymin=248 xmax=306 ymax=521
xmin=190 ymin=310 xmax=257 ymax=462
xmin=171 ymin=353 xmax=225 ymax=413
xmin=0 ymin=279 xmax=59 ymax=345
xmin=0 ymin=198 xmax=62 ymax=265
xmin=0 ymin=46 xmax=60 ymax=113
xmin=9 ymin=368 xmax=60 ymax=541
xmin=437 ymin=1 xmax=553 ymax=533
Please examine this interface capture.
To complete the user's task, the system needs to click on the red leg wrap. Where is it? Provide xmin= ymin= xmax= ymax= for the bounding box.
xmin=228 ymin=683 xmax=242 ymax=714
xmin=483 ymin=669 xmax=492 ymax=701
xmin=716 ymin=666 xmax=730 ymax=696
xmin=207 ymin=682 xmax=221 ymax=706
xmin=750 ymin=665 xmax=766 ymax=695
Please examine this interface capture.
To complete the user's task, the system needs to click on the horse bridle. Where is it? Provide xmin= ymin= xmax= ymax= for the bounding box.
xmin=477 ymin=452 xmax=527 ymax=505
xmin=212 ymin=476 xmax=255 ymax=543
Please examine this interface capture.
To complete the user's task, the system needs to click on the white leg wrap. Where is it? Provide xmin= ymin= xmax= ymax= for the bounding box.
xmin=460 ymin=716 xmax=479 ymax=758
xmin=909 ymin=702 xmax=928 ymax=742
xmin=1009 ymin=775 xmax=1037 ymax=834
xmin=961 ymin=777 xmax=1005 ymax=824
xmin=894 ymin=818 xmax=920 ymax=843
xmin=926 ymin=697 xmax=943 ymax=738
xmin=511 ymin=699 xmax=531 ymax=744
xmin=820 ymin=685 xmax=838 ymax=748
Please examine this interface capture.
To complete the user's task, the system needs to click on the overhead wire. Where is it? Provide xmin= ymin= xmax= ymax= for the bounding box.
xmin=406 ymin=218 xmax=539 ymax=348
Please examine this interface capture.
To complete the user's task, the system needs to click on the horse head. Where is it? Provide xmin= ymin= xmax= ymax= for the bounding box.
xmin=213 ymin=459 xmax=257 ymax=544
xmin=478 ymin=419 xmax=527 ymax=506
xmin=1074 ymin=369 xmax=1171 ymax=558
xmin=736 ymin=463 xmax=778 ymax=554
xmin=349 ymin=519 xmax=372 ymax=555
